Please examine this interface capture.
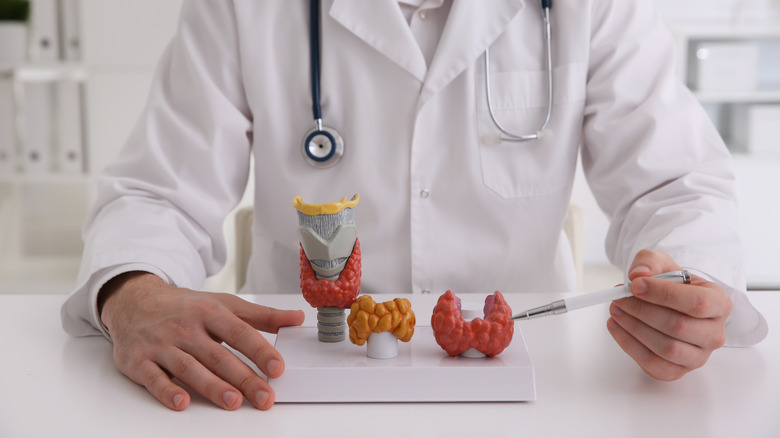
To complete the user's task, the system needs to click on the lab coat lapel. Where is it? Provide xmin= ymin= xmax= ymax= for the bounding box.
xmin=329 ymin=0 xmax=427 ymax=82
xmin=420 ymin=0 xmax=525 ymax=108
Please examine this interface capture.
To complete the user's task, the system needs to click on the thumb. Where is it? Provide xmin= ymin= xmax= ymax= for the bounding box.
xmin=628 ymin=249 xmax=681 ymax=282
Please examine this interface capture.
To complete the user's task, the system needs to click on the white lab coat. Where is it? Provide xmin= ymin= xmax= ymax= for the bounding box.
xmin=62 ymin=0 xmax=767 ymax=347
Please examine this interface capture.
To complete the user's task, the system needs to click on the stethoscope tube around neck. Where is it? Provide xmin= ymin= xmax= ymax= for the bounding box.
xmin=301 ymin=0 xmax=344 ymax=168
xmin=301 ymin=0 xmax=554 ymax=168
xmin=309 ymin=0 xmax=323 ymax=123
xmin=484 ymin=1 xmax=553 ymax=142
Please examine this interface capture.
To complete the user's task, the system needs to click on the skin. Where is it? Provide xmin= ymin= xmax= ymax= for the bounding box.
xmin=607 ymin=249 xmax=733 ymax=381
xmin=99 ymin=272 xmax=305 ymax=411
xmin=100 ymin=248 xmax=732 ymax=410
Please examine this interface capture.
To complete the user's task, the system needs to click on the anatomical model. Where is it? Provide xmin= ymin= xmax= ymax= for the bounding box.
xmin=431 ymin=290 xmax=514 ymax=357
xmin=347 ymin=295 xmax=416 ymax=359
xmin=293 ymin=194 xmax=361 ymax=342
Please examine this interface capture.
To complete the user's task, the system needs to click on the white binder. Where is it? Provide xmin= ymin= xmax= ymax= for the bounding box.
xmin=58 ymin=0 xmax=81 ymax=61
xmin=0 ymin=79 xmax=17 ymax=174
xmin=54 ymin=80 xmax=85 ymax=173
xmin=29 ymin=0 xmax=61 ymax=62
xmin=0 ymin=23 xmax=29 ymax=69
xmin=22 ymin=82 xmax=54 ymax=174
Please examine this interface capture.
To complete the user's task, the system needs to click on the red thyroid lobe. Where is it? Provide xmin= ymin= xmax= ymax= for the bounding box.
xmin=299 ymin=238 xmax=361 ymax=309
xmin=431 ymin=290 xmax=514 ymax=356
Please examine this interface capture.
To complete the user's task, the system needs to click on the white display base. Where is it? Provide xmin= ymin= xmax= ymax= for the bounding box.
xmin=269 ymin=325 xmax=535 ymax=402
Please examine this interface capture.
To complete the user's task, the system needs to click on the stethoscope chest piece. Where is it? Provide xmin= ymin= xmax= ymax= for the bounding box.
xmin=302 ymin=123 xmax=344 ymax=168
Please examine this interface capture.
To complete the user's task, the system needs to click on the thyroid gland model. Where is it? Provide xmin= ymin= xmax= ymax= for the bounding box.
xmin=347 ymin=295 xmax=416 ymax=359
xmin=431 ymin=290 xmax=514 ymax=357
xmin=293 ymin=194 xmax=361 ymax=342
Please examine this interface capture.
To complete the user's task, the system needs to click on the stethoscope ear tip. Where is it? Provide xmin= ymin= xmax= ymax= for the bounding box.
xmin=536 ymin=128 xmax=554 ymax=142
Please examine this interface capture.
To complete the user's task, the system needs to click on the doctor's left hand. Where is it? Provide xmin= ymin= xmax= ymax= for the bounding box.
xmin=99 ymin=271 xmax=305 ymax=411
xmin=606 ymin=249 xmax=732 ymax=381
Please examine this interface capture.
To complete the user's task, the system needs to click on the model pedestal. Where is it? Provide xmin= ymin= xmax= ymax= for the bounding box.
xmin=316 ymin=307 xmax=347 ymax=342
xmin=459 ymin=303 xmax=487 ymax=358
xmin=366 ymin=331 xmax=398 ymax=359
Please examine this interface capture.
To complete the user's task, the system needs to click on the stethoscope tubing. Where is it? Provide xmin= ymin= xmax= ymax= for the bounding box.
xmin=309 ymin=0 xmax=323 ymax=122
xmin=303 ymin=0 xmax=554 ymax=168
xmin=484 ymin=2 xmax=553 ymax=142
xmin=302 ymin=0 xmax=344 ymax=168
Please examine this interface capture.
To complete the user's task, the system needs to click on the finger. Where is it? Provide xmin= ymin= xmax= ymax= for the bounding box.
xmin=627 ymin=249 xmax=680 ymax=281
xmin=157 ymin=347 xmax=244 ymax=411
xmin=630 ymin=277 xmax=732 ymax=319
xmin=122 ymin=359 xmax=190 ymax=411
xmin=205 ymin=312 xmax=286 ymax=379
xmin=612 ymin=296 xmax=727 ymax=350
xmin=218 ymin=294 xmax=306 ymax=333
xmin=609 ymin=303 xmax=709 ymax=371
xmin=189 ymin=337 xmax=276 ymax=410
xmin=606 ymin=316 xmax=689 ymax=381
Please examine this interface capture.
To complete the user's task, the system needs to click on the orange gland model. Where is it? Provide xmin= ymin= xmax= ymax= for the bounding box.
xmin=347 ymin=295 xmax=415 ymax=359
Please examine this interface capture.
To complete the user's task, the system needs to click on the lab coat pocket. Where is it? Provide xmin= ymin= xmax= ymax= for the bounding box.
xmin=475 ymin=63 xmax=586 ymax=199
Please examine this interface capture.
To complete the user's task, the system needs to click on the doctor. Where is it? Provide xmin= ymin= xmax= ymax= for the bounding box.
xmin=62 ymin=0 xmax=767 ymax=411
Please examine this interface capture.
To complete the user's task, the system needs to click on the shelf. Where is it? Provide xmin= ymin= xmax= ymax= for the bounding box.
xmin=668 ymin=19 xmax=780 ymax=289
xmin=694 ymin=89 xmax=780 ymax=103
xmin=0 ymin=255 xmax=81 ymax=294
xmin=0 ymin=173 xmax=92 ymax=184
xmin=0 ymin=64 xmax=87 ymax=82
xmin=731 ymin=152 xmax=780 ymax=162
xmin=668 ymin=21 xmax=780 ymax=39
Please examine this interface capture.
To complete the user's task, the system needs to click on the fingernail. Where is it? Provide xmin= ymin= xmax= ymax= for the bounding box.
xmin=633 ymin=278 xmax=648 ymax=295
xmin=173 ymin=394 xmax=185 ymax=409
xmin=611 ymin=304 xmax=624 ymax=317
xmin=255 ymin=390 xmax=270 ymax=408
xmin=266 ymin=359 xmax=282 ymax=376
xmin=629 ymin=265 xmax=651 ymax=276
xmin=223 ymin=391 xmax=239 ymax=408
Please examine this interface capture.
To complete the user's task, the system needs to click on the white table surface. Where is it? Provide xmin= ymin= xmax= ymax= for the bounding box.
xmin=1 ymin=292 xmax=778 ymax=438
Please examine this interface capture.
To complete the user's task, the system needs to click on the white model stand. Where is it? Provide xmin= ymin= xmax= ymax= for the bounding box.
xmin=268 ymin=326 xmax=536 ymax=402
xmin=459 ymin=302 xmax=487 ymax=358
xmin=366 ymin=331 xmax=398 ymax=359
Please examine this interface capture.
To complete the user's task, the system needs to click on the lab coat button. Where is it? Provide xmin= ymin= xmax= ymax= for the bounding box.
xmin=418 ymin=10 xmax=428 ymax=19
xmin=420 ymin=189 xmax=430 ymax=199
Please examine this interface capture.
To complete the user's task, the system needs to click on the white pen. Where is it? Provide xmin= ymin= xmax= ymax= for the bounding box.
xmin=511 ymin=270 xmax=691 ymax=320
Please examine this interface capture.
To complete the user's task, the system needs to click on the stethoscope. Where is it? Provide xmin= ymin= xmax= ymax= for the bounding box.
xmin=301 ymin=0 xmax=344 ymax=168
xmin=485 ymin=0 xmax=553 ymax=143
xmin=301 ymin=0 xmax=554 ymax=168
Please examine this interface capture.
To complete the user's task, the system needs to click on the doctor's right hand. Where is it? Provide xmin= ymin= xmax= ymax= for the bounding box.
xmin=98 ymin=271 xmax=305 ymax=411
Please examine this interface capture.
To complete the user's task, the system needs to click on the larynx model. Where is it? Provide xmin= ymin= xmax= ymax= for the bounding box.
xmin=347 ymin=295 xmax=416 ymax=359
xmin=431 ymin=290 xmax=514 ymax=357
xmin=293 ymin=194 xmax=361 ymax=342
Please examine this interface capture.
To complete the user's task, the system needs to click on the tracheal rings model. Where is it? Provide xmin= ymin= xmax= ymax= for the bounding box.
xmin=347 ymin=295 xmax=416 ymax=359
xmin=431 ymin=290 xmax=514 ymax=357
xmin=293 ymin=194 xmax=361 ymax=342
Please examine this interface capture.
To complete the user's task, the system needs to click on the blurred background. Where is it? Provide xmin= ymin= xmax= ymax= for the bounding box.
xmin=1 ymin=0 xmax=779 ymax=295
